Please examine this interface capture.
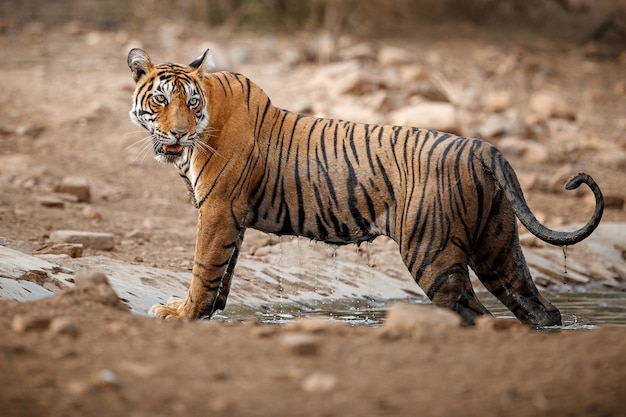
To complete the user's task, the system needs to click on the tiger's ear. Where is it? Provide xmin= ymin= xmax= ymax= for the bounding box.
xmin=189 ymin=49 xmax=214 ymax=78
xmin=127 ymin=48 xmax=154 ymax=83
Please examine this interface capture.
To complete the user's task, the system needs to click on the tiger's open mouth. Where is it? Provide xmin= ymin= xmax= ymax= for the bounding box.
xmin=159 ymin=144 xmax=184 ymax=155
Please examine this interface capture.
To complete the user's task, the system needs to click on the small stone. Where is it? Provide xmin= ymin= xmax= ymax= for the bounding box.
xmin=0 ymin=237 xmax=32 ymax=255
xmin=483 ymin=91 xmax=512 ymax=113
xmin=284 ymin=318 xmax=345 ymax=334
xmin=48 ymin=317 xmax=79 ymax=337
xmin=498 ymin=137 xmax=550 ymax=163
xmin=336 ymin=70 xmax=384 ymax=96
xmin=595 ymin=150 xmax=626 ymax=170
xmin=477 ymin=115 xmax=514 ymax=139
xmin=12 ymin=314 xmax=51 ymax=333
xmin=475 ymin=316 xmax=528 ymax=332
xmin=37 ymin=243 xmax=83 ymax=258
xmin=125 ymin=229 xmax=151 ymax=240
xmin=50 ymin=230 xmax=114 ymax=251
xmin=91 ymin=369 xmax=121 ymax=389
xmin=54 ymin=176 xmax=91 ymax=202
xmin=38 ymin=196 xmax=65 ymax=208
xmin=377 ymin=45 xmax=413 ymax=66
xmin=585 ymin=193 xmax=624 ymax=210
xmin=529 ymin=92 xmax=576 ymax=120
xmin=301 ymin=372 xmax=337 ymax=393
xmin=548 ymin=165 xmax=587 ymax=196
xmin=389 ymin=102 xmax=461 ymax=135
xmin=81 ymin=206 xmax=102 ymax=220
xmin=73 ymin=271 xmax=127 ymax=310
xmin=382 ymin=303 xmax=461 ymax=340
xmin=280 ymin=332 xmax=320 ymax=355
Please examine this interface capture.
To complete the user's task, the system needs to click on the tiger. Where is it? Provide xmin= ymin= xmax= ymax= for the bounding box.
xmin=127 ymin=48 xmax=604 ymax=326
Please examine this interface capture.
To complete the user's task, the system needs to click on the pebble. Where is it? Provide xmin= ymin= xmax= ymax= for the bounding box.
xmin=547 ymin=165 xmax=587 ymax=196
xmin=477 ymin=115 xmax=514 ymax=139
xmin=336 ymin=69 xmax=384 ymax=96
xmin=91 ymin=369 xmax=121 ymax=389
xmin=73 ymin=271 xmax=127 ymax=310
xmin=529 ymin=92 xmax=577 ymax=120
xmin=301 ymin=372 xmax=337 ymax=393
xmin=37 ymin=243 xmax=84 ymax=258
xmin=48 ymin=316 xmax=79 ymax=337
xmin=54 ymin=176 xmax=91 ymax=203
xmin=585 ymin=193 xmax=624 ymax=210
xmin=284 ymin=318 xmax=345 ymax=334
xmin=377 ymin=45 xmax=413 ymax=66
xmin=50 ymin=230 xmax=114 ymax=251
xmin=38 ymin=196 xmax=65 ymax=208
xmin=0 ymin=237 xmax=32 ymax=255
xmin=475 ymin=316 xmax=528 ymax=333
xmin=389 ymin=102 xmax=461 ymax=135
xmin=280 ymin=332 xmax=320 ymax=355
xmin=381 ymin=303 xmax=461 ymax=340
xmin=483 ymin=90 xmax=512 ymax=113
xmin=498 ymin=137 xmax=550 ymax=163
xmin=12 ymin=314 xmax=51 ymax=333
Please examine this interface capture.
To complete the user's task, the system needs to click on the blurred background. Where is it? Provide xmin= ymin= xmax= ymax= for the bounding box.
xmin=1 ymin=0 xmax=625 ymax=39
xmin=0 ymin=0 xmax=624 ymax=279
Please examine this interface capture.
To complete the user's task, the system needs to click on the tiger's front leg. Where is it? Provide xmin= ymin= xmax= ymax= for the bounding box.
xmin=150 ymin=209 xmax=244 ymax=320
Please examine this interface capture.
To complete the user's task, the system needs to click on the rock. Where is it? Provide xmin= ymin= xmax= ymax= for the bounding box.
xmin=280 ymin=332 xmax=320 ymax=355
xmin=54 ymin=176 xmax=91 ymax=203
xmin=12 ymin=314 xmax=51 ymax=333
xmin=547 ymin=165 xmax=587 ymax=196
xmin=36 ymin=243 xmax=84 ymax=258
xmin=0 ymin=237 xmax=32 ymax=255
xmin=71 ymin=271 xmax=128 ymax=310
xmin=377 ymin=45 xmax=413 ymax=66
xmin=339 ymin=42 xmax=376 ymax=61
xmin=327 ymin=101 xmax=383 ymax=124
xmin=389 ymin=103 xmax=461 ymax=135
xmin=382 ymin=303 xmax=461 ymax=340
xmin=284 ymin=318 xmax=345 ymax=334
xmin=82 ymin=206 xmax=103 ymax=220
xmin=498 ymin=137 xmax=550 ymax=163
xmin=50 ymin=230 xmax=114 ymax=251
xmin=38 ymin=196 xmax=65 ymax=208
xmin=483 ymin=91 xmax=512 ymax=113
xmin=301 ymin=372 xmax=337 ymax=393
xmin=529 ymin=92 xmax=577 ymax=120
xmin=91 ymin=369 xmax=121 ymax=389
xmin=585 ymin=193 xmax=624 ymax=210
xmin=595 ymin=150 xmax=626 ymax=170
xmin=477 ymin=115 xmax=514 ymax=139
xmin=336 ymin=69 xmax=384 ymax=96
xmin=48 ymin=316 xmax=79 ymax=337
xmin=475 ymin=316 xmax=528 ymax=332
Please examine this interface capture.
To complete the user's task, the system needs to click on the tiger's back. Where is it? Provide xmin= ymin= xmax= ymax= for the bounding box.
xmin=128 ymin=49 xmax=603 ymax=326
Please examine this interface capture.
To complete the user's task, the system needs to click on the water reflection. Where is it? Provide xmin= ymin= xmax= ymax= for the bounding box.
xmin=214 ymin=292 xmax=626 ymax=328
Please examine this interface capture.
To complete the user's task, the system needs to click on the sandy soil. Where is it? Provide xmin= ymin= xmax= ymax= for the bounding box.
xmin=1 ymin=16 xmax=625 ymax=417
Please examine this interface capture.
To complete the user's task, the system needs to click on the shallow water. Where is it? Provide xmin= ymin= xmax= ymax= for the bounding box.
xmin=214 ymin=292 xmax=626 ymax=328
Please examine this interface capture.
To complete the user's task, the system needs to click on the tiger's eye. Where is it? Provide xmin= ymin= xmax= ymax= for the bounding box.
xmin=152 ymin=94 xmax=168 ymax=105
xmin=188 ymin=97 xmax=200 ymax=108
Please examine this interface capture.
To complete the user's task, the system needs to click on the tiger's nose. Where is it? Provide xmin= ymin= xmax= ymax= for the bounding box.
xmin=171 ymin=129 xmax=189 ymax=140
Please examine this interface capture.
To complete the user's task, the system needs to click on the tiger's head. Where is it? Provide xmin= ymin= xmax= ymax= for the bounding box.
xmin=127 ymin=48 xmax=212 ymax=163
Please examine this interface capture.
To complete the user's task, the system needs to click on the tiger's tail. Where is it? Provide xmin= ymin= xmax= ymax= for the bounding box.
xmin=478 ymin=144 xmax=604 ymax=246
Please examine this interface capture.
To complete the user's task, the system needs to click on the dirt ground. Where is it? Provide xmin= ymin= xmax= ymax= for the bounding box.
xmin=1 ymin=11 xmax=626 ymax=417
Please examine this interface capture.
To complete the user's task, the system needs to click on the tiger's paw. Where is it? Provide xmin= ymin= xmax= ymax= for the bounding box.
xmin=149 ymin=296 xmax=186 ymax=320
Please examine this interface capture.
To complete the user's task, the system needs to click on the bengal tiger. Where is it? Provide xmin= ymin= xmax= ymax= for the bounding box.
xmin=127 ymin=48 xmax=604 ymax=326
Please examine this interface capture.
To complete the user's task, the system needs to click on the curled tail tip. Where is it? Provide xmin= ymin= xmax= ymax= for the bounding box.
xmin=564 ymin=172 xmax=592 ymax=190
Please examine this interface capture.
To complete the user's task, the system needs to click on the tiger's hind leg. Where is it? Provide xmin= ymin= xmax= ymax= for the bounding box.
xmin=404 ymin=245 xmax=491 ymax=326
xmin=469 ymin=197 xmax=562 ymax=327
